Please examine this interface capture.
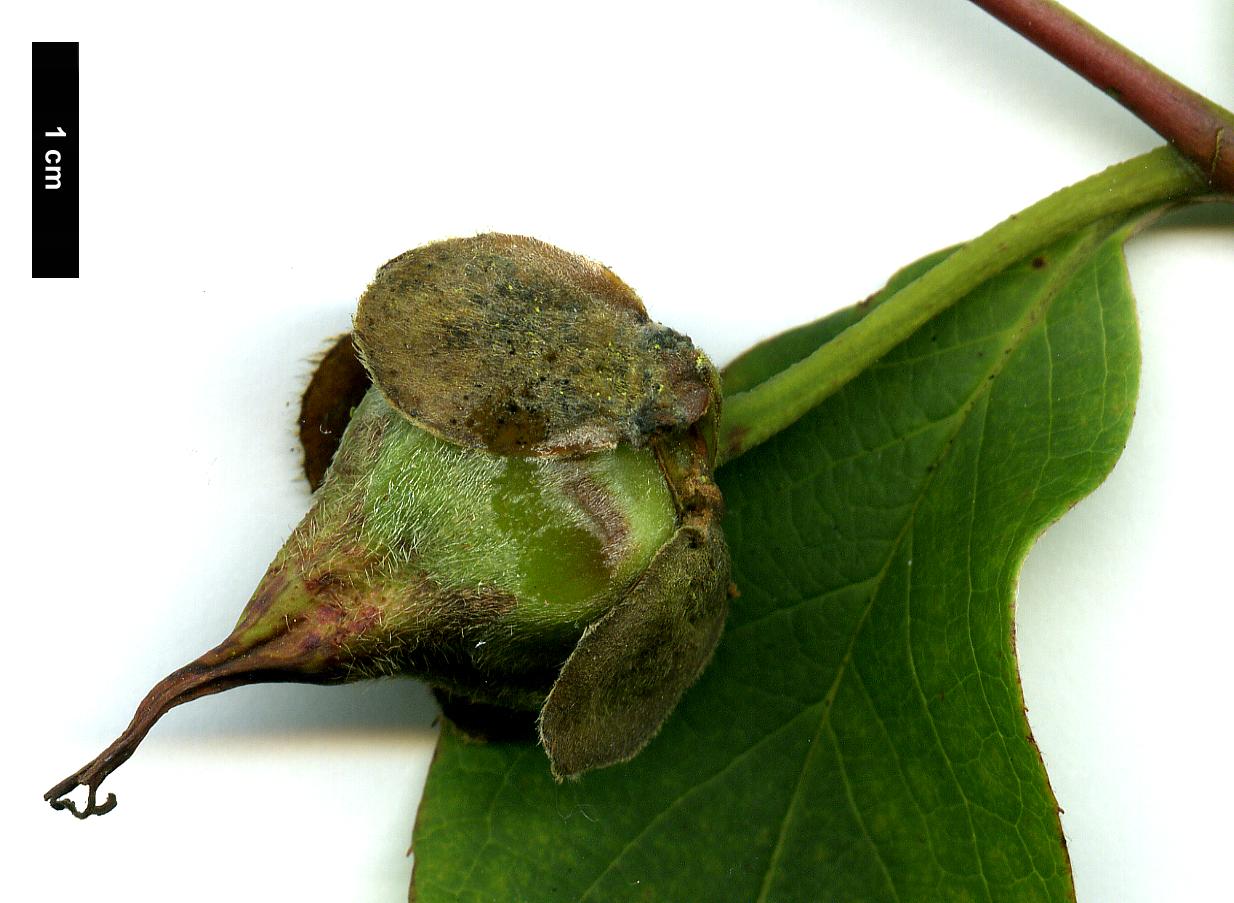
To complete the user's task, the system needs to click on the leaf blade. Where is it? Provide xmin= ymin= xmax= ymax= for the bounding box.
xmin=411 ymin=215 xmax=1146 ymax=903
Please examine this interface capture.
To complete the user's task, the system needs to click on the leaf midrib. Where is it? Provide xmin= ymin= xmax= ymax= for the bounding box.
xmin=748 ymin=227 xmax=1110 ymax=903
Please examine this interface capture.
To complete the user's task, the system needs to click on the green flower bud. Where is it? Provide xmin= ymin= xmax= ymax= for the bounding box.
xmin=46 ymin=234 xmax=729 ymax=817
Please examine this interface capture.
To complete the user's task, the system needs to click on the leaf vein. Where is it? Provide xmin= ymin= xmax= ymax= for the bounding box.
xmin=828 ymin=719 xmax=904 ymax=903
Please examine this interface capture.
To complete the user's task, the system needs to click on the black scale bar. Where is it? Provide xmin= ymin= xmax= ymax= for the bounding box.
xmin=32 ymin=42 xmax=79 ymax=278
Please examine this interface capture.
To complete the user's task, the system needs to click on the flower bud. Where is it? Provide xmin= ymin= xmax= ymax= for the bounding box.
xmin=46 ymin=234 xmax=729 ymax=817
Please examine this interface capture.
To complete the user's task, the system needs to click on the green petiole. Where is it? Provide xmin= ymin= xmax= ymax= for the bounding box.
xmin=717 ymin=145 xmax=1212 ymax=465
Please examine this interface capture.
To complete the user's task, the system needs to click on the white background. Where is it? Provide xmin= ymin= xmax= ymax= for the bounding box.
xmin=4 ymin=1 xmax=1231 ymax=901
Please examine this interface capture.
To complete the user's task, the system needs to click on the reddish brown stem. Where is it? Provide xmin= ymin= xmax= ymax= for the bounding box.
xmin=970 ymin=0 xmax=1234 ymax=192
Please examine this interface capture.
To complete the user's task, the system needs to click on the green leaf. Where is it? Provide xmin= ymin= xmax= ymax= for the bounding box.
xmin=410 ymin=214 xmax=1148 ymax=903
